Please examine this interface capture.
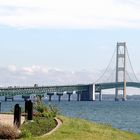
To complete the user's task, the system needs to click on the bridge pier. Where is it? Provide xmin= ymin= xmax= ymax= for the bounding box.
xmin=115 ymin=97 xmax=119 ymax=101
xmin=80 ymin=84 xmax=96 ymax=101
xmin=80 ymin=90 xmax=89 ymax=101
xmin=99 ymin=90 xmax=102 ymax=101
xmin=122 ymin=94 xmax=127 ymax=101
xmin=67 ymin=92 xmax=73 ymax=101
xmin=77 ymin=93 xmax=80 ymax=101
xmin=89 ymin=84 xmax=96 ymax=101
xmin=5 ymin=96 xmax=14 ymax=101
xmin=93 ymin=84 xmax=96 ymax=101
xmin=76 ymin=91 xmax=81 ymax=101
xmin=57 ymin=93 xmax=63 ymax=102
xmin=47 ymin=93 xmax=54 ymax=101
xmin=122 ymin=87 xmax=127 ymax=101
xmin=122 ymin=98 xmax=126 ymax=101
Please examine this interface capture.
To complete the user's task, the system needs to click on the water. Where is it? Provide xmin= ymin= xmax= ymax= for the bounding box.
xmin=1 ymin=95 xmax=140 ymax=134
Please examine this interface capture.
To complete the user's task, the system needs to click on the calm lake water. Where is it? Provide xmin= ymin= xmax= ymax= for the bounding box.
xmin=1 ymin=95 xmax=140 ymax=134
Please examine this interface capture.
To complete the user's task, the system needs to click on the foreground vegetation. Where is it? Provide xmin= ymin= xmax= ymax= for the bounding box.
xmin=0 ymin=99 xmax=58 ymax=139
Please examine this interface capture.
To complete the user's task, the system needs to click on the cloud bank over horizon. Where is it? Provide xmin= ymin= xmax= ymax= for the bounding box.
xmin=0 ymin=65 xmax=101 ymax=86
xmin=0 ymin=0 xmax=140 ymax=29
xmin=0 ymin=65 xmax=139 ymax=88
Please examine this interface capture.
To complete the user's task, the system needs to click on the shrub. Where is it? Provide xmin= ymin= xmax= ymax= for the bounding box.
xmin=48 ymin=104 xmax=59 ymax=117
xmin=21 ymin=116 xmax=56 ymax=137
xmin=20 ymin=97 xmax=59 ymax=138
xmin=34 ymin=97 xmax=48 ymax=114
xmin=0 ymin=124 xmax=20 ymax=139
xmin=20 ymin=128 xmax=32 ymax=138
xmin=34 ymin=98 xmax=59 ymax=118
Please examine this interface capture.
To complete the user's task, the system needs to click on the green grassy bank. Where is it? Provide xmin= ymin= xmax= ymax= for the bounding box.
xmin=25 ymin=116 xmax=140 ymax=140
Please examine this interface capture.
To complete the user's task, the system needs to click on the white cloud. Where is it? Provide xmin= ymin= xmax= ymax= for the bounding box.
xmin=0 ymin=65 xmax=139 ymax=87
xmin=0 ymin=65 xmax=98 ymax=86
xmin=7 ymin=65 xmax=17 ymax=72
xmin=0 ymin=0 xmax=140 ymax=28
xmin=0 ymin=65 xmax=139 ymax=94
xmin=22 ymin=65 xmax=48 ymax=75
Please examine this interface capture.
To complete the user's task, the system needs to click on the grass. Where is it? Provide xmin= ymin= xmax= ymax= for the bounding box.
xmin=24 ymin=116 xmax=140 ymax=140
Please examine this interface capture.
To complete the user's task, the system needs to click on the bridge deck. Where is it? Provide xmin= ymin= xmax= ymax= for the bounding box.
xmin=0 ymin=82 xmax=139 ymax=97
xmin=95 ymin=82 xmax=140 ymax=90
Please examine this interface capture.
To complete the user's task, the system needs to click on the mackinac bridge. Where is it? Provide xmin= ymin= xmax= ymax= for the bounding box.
xmin=0 ymin=42 xmax=140 ymax=101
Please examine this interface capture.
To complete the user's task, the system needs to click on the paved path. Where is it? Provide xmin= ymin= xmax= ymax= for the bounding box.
xmin=0 ymin=114 xmax=25 ymax=126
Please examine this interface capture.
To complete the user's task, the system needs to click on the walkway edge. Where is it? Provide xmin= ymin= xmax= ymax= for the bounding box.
xmin=40 ymin=117 xmax=62 ymax=137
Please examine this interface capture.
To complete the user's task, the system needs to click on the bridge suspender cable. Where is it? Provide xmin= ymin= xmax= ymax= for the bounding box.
xmin=126 ymin=71 xmax=133 ymax=82
xmin=126 ymin=48 xmax=139 ymax=82
xmin=106 ymin=68 xmax=116 ymax=82
xmin=94 ymin=47 xmax=116 ymax=83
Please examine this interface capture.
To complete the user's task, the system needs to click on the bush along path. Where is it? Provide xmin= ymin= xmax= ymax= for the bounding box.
xmin=20 ymin=98 xmax=59 ymax=139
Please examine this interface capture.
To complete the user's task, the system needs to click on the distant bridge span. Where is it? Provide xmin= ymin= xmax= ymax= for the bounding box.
xmin=0 ymin=82 xmax=140 ymax=101
xmin=96 ymin=82 xmax=140 ymax=90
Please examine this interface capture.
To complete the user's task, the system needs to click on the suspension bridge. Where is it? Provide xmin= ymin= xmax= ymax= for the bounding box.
xmin=0 ymin=42 xmax=139 ymax=101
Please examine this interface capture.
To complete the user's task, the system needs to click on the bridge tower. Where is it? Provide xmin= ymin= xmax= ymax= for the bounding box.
xmin=115 ymin=42 xmax=127 ymax=101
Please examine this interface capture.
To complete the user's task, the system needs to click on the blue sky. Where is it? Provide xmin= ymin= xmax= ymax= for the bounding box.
xmin=0 ymin=0 xmax=140 ymax=88
xmin=0 ymin=28 xmax=140 ymax=70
